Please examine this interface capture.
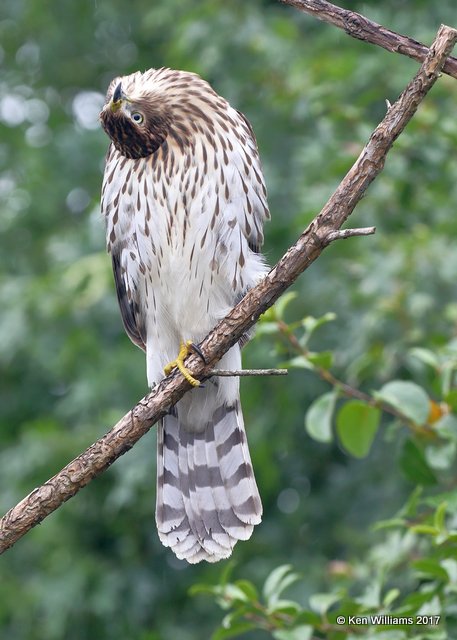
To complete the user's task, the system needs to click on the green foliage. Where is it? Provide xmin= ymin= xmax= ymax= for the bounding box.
xmin=2 ymin=0 xmax=457 ymax=639
xmin=196 ymin=310 xmax=457 ymax=638
xmin=195 ymin=486 xmax=457 ymax=638
xmin=336 ymin=401 xmax=380 ymax=458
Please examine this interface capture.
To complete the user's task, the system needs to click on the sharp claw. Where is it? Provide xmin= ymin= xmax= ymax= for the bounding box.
xmin=188 ymin=341 xmax=206 ymax=364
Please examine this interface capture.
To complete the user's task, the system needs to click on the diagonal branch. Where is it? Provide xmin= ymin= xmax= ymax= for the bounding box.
xmin=0 ymin=24 xmax=456 ymax=555
xmin=280 ymin=0 xmax=457 ymax=81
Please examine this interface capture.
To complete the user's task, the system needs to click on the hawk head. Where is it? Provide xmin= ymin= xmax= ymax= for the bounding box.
xmin=100 ymin=71 xmax=172 ymax=159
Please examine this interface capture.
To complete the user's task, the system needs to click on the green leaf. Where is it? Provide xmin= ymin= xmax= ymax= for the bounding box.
xmin=274 ymin=292 xmax=298 ymax=320
xmin=399 ymin=439 xmax=437 ymax=485
xmin=263 ymin=566 xmax=300 ymax=605
xmin=441 ymin=559 xmax=457 ymax=582
xmin=412 ymin=559 xmax=450 ymax=582
xmin=305 ymin=391 xmax=336 ymax=443
xmin=233 ymin=580 xmax=258 ymax=603
xmin=189 ymin=583 xmax=219 ymax=597
xmin=221 ymin=584 xmax=250 ymax=604
xmin=335 ymin=401 xmax=380 ymax=458
xmin=410 ymin=524 xmax=440 ymax=535
xmin=376 ymin=380 xmax=430 ymax=425
xmin=309 ymin=592 xmax=341 ymax=615
xmin=273 ymin=626 xmax=313 ymax=640
xmin=302 ymin=312 xmax=337 ymax=332
xmin=356 ymin=579 xmax=382 ymax=608
xmin=372 ymin=518 xmax=406 ymax=532
xmin=305 ymin=351 xmax=333 ymax=370
xmin=255 ymin=321 xmax=280 ymax=336
xmin=400 ymin=485 xmax=423 ymax=518
xmin=268 ymin=599 xmax=302 ymax=616
xmin=434 ymin=413 xmax=457 ymax=440
xmin=444 ymin=389 xmax=457 ymax=413
xmin=383 ymin=588 xmax=400 ymax=607
xmin=295 ymin=610 xmax=322 ymax=626
xmin=288 ymin=355 xmax=315 ymax=371
xmin=301 ymin=313 xmax=336 ymax=344
xmin=417 ymin=595 xmax=441 ymax=616
xmin=409 ymin=347 xmax=440 ymax=369
xmin=433 ymin=502 xmax=448 ymax=533
xmin=425 ymin=441 xmax=456 ymax=470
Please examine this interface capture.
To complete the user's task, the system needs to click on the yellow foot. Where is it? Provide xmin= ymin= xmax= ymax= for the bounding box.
xmin=164 ymin=340 xmax=200 ymax=387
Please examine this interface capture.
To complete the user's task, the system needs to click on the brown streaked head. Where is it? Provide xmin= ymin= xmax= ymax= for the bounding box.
xmin=100 ymin=78 xmax=170 ymax=159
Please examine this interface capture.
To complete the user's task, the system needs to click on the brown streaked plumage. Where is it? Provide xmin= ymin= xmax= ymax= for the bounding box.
xmin=100 ymin=67 xmax=270 ymax=563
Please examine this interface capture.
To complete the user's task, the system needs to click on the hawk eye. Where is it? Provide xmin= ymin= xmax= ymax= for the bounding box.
xmin=131 ymin=112 xmax=144 ymax=124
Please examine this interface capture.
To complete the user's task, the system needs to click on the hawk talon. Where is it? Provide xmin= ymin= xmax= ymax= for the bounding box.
xmin=188 ymin=341 xmax=206 ymax=364
xmin=164 ymin=340 xmax=200 ymax=387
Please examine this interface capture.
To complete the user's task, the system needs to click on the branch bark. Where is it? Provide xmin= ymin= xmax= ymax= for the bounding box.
xmin=0 ymin=24 xmax=456 ymax=555
xmin=208 ymin=369 xmax=289 ymax=377
xmin=280 ymin=0 xmax=457 ymax=81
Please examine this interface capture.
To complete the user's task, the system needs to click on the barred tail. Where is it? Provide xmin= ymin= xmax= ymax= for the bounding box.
xmin=155 ymin=398 xmax=262 ymax=563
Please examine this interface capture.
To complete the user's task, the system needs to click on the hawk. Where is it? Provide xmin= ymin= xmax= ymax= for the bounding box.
xmin=100 ymin=68 xmax=270 ymax=563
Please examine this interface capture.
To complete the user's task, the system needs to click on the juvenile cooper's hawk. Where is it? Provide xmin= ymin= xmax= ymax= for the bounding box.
xmin=100 ymin=68 xmax=269 ymax=563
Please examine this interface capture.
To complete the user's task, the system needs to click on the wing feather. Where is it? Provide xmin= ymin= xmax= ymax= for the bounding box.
xmin=111 ymin=249 xmax=146 ymax=351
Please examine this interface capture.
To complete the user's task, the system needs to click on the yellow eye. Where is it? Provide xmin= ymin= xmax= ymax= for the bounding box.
xmin=131 ymin=112 xmax=144 ymax=124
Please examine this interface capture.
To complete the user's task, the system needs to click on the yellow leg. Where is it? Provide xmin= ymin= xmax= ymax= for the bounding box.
xmin=164 ymin=340 xmax=200 ymax=387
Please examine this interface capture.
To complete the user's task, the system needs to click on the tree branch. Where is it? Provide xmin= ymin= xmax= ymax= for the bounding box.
xmin=325 ymin=226 xmax=376 ymax=243
xmin=208 ymin=369 xmax=288 ymax=377
xmin=1 ymin=24 xmax=456 ymax=555
xmin=280 ymin=0 xmax=457 ymax=81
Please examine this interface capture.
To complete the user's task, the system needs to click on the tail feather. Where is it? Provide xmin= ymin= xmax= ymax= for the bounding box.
xmin=156 ymin=397 xmax=262 ymax=563
xmin=215 ymin=406 xmax=262 ymax=526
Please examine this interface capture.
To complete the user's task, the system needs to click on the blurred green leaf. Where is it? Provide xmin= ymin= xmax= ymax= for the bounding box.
xmin=212 ymin=621 xmax=256 ymax=639
xmin=287 ymin=355 xmax=315 ymax=370
xmin=305 ymin=390 xmax=337 ymax=443
xmin=233 ymin=580 xmax=258 ymax=603
xmin=433 ymin=502 xmax=448 ymax=533
xmin=425 ymin=441 xmax=456 ymax=470
xmin=336 ymin=401 xmax=380 ymax=458
xmin=383 ymin=588 xmax=401 ymax=607
xmin=268 ymin=599 xmax=301 ymax=616
xmin=399 ymin=439 xmax=438 ymax=485
xmin=409 ymin=347 xmax=440 ymax=370
xmin=255 ymin=321 xmax=280 ymax=336
xmin=444 ymin=389 xmax=457 ymax=413
xmin=263 ymin=566 xmax=301 ymax=606
xmin=410 ymin=524 xmax=440 ymax=536
xmin=273 ymin=626 xmax=313 ymax=640
xmin=309 ymin=592 xmax=341 ymax=615
xmin=412 ymin=559 xmax=449 ymax=582
xmin=305 ymin=350 xmax=333 ymax=370
xmin=301 ymin=313 xmax=336 ymax=345
xmin=274 ymin=292 xmax=298 ymax=320
xmin=376 ymin=380 xmax=430 ymax=425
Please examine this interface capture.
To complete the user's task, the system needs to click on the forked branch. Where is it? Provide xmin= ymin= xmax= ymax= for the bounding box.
xmin=281 ymin=0 xmax=457 ymax=80
xmin=0 ymin=23 xmax=456 ymax=555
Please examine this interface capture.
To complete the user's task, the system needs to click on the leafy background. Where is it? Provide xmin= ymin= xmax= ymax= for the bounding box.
xmin=1 ymin=0 xmax=457 ymax=638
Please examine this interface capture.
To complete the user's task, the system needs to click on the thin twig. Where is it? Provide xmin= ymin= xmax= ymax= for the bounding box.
xmin=326 ymin=226 xmax=376 ymax=243
xmin=0 ymin=24 xmax=455 ymax=555
xmin=280 ymin=0 xmax=457 ymax=81
xmin=277 ymin=321 xmax=432 ymax=432
xmin=208 ymin=368 xmax=288 ymax=377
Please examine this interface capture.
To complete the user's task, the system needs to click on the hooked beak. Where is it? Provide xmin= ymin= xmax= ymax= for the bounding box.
xmin=110 ymin=82 xmax=128 ymax=112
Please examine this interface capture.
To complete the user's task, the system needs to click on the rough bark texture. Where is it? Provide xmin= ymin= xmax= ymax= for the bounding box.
xmin=281 ymin=0 xmax=457 ymax=80
xmin=0 ymin=23 xmax=456 ymax=555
